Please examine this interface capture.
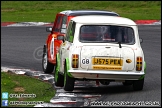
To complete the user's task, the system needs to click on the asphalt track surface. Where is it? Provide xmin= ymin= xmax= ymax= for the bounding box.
xmin=1 ymin=25 xmax=161 ymax=106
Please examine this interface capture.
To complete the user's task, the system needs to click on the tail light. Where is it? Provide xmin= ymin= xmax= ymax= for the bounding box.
xmin=72 ymin=54 xmax=79 ymax=68
xmin=136 ymin=57 xmax=142 ymax=71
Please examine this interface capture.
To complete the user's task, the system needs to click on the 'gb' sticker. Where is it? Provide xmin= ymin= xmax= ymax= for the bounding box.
xmin=82 ymin=58 xmax=90 ymax=64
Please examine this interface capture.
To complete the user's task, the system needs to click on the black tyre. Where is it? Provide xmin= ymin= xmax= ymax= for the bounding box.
xmin=42 ymin=45 xmax=54 ymax=74
xmin=54 ymin=72 xmax=64 ymax=87
xmin=63 ymin=63 xmax=75 ymax=91
xmin=99 ymin=80 xmax=110 ymax=85
xmin=54 ymin=56 xmax=64 ymax=87
xmin=133 ymin=78 xmax=144 ymax=91
xmin=122 ymin=80 xmax=133 ymax=86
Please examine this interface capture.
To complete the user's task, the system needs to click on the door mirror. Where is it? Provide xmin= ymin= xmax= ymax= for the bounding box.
xmin=57 ymin=35 xmax=65 ymax=42
xmin=46 ymin=27 xmax=52 ymax=32
xmin=139 ymin=38 xmax=143 ymax=43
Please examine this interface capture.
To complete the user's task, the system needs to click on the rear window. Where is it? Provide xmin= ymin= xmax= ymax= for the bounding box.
xmin=79 ymin=25 xmax=135 ymax=45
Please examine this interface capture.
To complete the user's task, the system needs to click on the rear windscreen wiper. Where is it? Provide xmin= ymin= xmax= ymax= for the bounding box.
xmin=118 ymin=41 xmax=122 ymax=48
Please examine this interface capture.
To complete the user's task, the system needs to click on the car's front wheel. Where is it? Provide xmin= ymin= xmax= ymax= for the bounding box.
xmin=133 ymin=78 xmax=144 ymax=91
xmin=42 ymin=45 xmax=54 ymax=74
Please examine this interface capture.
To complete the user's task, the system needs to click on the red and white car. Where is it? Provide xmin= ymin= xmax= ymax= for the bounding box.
xmin=42 ymin=10 xmax=119 ymax=73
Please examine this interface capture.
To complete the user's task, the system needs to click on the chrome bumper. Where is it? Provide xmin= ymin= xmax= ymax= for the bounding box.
xmin=68 ymin=70 xmax=145 ymax=80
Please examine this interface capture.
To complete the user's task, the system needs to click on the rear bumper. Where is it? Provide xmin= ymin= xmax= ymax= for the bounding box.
xmin=68 ymin=70 xmax=145 ymax=80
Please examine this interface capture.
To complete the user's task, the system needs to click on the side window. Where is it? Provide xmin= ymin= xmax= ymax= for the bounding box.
xmin=66 ymin=21 xmax=76 ymax=43
xmin=53 ymin=15 xmax=63 ymax=32
xmin=60 ymin=16 xmax=67 ymax=34
xmin=65 ymin=21 xmax=72 ymax=41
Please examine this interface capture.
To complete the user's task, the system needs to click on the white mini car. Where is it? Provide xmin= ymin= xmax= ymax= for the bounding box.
xmin=54 ymin=15 xmax=146 ymax=91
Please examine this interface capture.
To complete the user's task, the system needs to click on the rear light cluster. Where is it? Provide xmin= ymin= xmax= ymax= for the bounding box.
xmin=136 ymin=57 xmax=142 ymax=71
xmin=72 ymin=54 xmax=79 ymax=68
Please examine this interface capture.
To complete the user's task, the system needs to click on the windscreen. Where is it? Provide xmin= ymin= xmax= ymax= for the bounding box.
xmin=79 ymin=25 xmax=135 ymax=44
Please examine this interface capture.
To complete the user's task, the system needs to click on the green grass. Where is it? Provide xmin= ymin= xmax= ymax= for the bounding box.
xmin=1 ymin=72 xmax=55 ymax=107
xmin=1 ymin=1 xmax=161 ymax=22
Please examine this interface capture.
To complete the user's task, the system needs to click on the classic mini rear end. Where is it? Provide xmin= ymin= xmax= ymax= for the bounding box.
xmin=69 ymin=43 xmax=145 ymax=90
xmin=55 ymin=15 xmax=146 ymax=91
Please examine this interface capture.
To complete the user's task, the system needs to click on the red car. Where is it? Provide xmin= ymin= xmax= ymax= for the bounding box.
xmin=42 ymin=10 xmax=119 ymax=73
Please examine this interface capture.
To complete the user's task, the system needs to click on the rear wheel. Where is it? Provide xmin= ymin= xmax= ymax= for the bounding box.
xmin=54 ymin=56 xmax=64 ymax=87
xmin=133 ymin=78 xmax=144 ymax=91
xmin=122 ymin=80 xmax=133 ymax=86
xmin=54 ymin=72 xmax=64 ymax=87
xmin=42 ymin=46 xmax=54 ymax=74
xmin=99 ymin=80 xmax=110 ymax=85
xmin=63 ymin=63 xmax=75 ymax=91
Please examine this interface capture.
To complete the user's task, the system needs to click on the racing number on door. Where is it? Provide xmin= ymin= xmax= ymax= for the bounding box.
xmin=50 ymin=37 xmax=54 ymax=59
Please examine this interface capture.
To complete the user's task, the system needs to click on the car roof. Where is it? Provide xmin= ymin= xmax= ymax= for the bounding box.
xmin=59 ymin=10 xmax=119 ymax=16
xmin=71 ymin=15 xmax=136 ymax=25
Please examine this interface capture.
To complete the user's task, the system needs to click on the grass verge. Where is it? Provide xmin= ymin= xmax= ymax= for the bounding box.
xmin=1 ymin=1 xmax=161 ymax=22
xmin=1 ymin=72 xmax=55 ymax=107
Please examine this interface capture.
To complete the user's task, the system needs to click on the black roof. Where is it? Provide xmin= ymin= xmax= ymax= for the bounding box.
xmin=60 ymin=10 xmax=119 ymax=16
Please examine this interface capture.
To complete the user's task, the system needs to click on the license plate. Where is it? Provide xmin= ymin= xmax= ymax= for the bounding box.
xmin=92 ymin=58 xmax=123 ymax=66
